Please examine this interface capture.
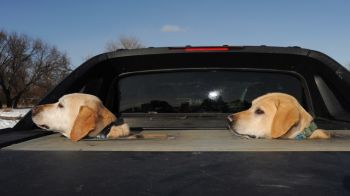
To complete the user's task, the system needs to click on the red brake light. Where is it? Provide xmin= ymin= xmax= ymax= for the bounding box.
xmin=184 ymin=47 xmax=230 ymax=52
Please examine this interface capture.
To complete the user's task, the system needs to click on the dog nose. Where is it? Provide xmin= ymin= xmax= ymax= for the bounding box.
xmin=32 ymin=106 xmax=40 ymax=116
xmin=227 ymin=114 xmax=235 ymax=122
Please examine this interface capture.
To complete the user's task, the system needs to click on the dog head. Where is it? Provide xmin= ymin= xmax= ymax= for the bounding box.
xmin=32 ymin=93 xmax=117 ymax=141
xmin=227 ymin=93 xmax=313 ymax=139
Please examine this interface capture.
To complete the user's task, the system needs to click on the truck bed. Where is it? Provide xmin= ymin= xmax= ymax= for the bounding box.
xmin=4 ymin=129 xmax=350 ymax=151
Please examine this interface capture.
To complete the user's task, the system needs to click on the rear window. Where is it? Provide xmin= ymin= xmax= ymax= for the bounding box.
xmin=118 ymin=70 xmax=305 ymax=115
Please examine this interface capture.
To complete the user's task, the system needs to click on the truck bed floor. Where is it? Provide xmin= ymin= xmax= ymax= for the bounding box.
xmin=4 ymin=129 xmax=350 ymax=151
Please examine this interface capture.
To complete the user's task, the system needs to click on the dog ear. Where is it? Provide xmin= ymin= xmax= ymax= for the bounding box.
xmin=271 ymin=100 xmax=300 ymax=138
xmin=70 ymin=106 xmax=97 ymax=142
xmin=98 ymin=106 xmax=116 ymax=126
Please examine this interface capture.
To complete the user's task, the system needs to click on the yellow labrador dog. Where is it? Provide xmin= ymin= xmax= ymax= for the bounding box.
xmin=227 ymin=93 xmax=330 ymax=139
xmin=32 ymin=93 xmax=130 ymax=141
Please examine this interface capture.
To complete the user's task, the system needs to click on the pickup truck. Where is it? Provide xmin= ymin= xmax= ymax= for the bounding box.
xmin=1 ymin=46 xmax=350 ymax=195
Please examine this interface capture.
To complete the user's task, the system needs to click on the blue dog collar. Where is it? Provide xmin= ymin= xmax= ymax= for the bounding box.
xmin=294 ymin=122 xmax=318 ymax=140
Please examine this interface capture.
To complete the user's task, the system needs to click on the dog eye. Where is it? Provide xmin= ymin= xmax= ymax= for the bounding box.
xmin=255 ymin=108 xmax=264 ymax=115
xmin=58 ymin=103 xmax=64 ymax=108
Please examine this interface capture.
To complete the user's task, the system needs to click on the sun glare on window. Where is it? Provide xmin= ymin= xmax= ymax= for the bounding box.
xmin=208 ymin=90 xmax=221 ymax=100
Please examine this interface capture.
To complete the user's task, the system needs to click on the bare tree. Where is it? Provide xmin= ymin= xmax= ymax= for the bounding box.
xmin=0 ymin=30 xmax=71 ymax=108
xmin=105 ymin=35 xmax=144 ymax=52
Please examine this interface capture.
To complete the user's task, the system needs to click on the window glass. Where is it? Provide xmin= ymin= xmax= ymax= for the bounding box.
xmin=314 ymin=75 xmax=350 ymax=121
xmin=118 ymin=70 xmax=304 ymax=114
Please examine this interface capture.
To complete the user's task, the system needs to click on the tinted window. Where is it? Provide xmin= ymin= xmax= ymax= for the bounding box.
xmin=118 ymin=70 xmax=304 ymax=114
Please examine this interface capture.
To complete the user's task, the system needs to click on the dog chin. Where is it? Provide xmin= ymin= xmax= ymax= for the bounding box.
xmin=32 ymin=118 xmax=46 ymax=129
xmin=39 ymin=124 xmax=50 ymax=130
xmin=230 ymin=126 xmax=254 ymax=138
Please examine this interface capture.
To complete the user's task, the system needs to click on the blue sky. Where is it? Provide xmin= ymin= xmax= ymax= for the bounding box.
xmin=1 ymin=0 xmax=349 ymax=69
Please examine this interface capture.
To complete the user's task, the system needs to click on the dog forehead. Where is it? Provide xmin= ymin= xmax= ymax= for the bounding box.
xmin=252 ymin=95 xmax=276 ymax=106
xmin=60 ymin=93 xmax=101 ymax=105
xmin=252 ymin=93 xmax=295 ymax=105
